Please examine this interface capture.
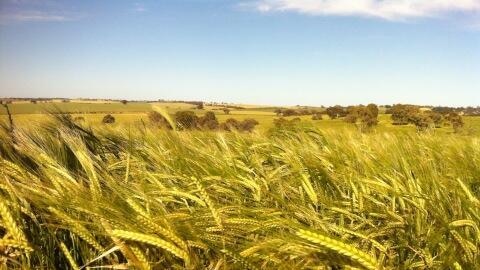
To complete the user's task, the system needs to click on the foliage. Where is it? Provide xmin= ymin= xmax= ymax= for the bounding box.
xmin=102 ymin=114 xmax=115 ymax=124
xmin=0 ymin=117 xmax=479 ymax=269
xmin=447 ymin=112 xmax=465 ymax=133
xmin=198 ymin=111 xmax=219 ymax=130
xmin=326 ymin=105 xmax=346 ymax=119
xmin=148 ymin=111 xmax=172 ymax=129
xmin=174 ymin=111 xmax=198 ymax=130
xmin=389 ymin=104 xmax=420 ymax=125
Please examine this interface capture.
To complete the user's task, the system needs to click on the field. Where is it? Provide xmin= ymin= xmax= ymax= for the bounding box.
xmin=0 ymin=102 xmax=480 ymax=269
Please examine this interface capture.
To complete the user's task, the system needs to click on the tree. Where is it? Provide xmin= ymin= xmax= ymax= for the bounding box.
xmin=326 ymin=105 xmax=346 ymax=119
xmin=427 ymin=112 xmax=443 ymax=128
xmin=223 ymin=108 xmax=231 ymax=115
xmin=198 ymin=111 xmax=219 ymax=130
xmin=148 ymin=111 xmax=172 ymax=129
xmin=282 ymin=109 xmax=297 ymax=117
xmin=220 ymin=118 xmax=240 ymax=131
xmin=410 ymin=114 xmax=432 ymax=131
xmin=121 ymin=100 xmax=128 ymax=105
xmin=274 ymin=109 xmax=283 ymax=116
xmin=175 ymin=111 xmax=198 ymax=130
xmin=196 ymin=102 xmax=204 ymax=110
xmin=366 ymin=103 xmax=379 ymax=118
xmin=102 ymin=114 xmax=115 ymax=124
xmin=31 ymin=100 xmax=37 ymax=104
xmin=238 ymin=118 xmax=259 ymax=132
xmin=447 ymin=112 xmax=464 ymax=133
xmin=390 ymin=104 xmax=419 ymax=125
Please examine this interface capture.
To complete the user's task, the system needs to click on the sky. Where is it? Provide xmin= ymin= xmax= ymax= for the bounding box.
xmin=0 ymin=0 xmax=479 ymax=106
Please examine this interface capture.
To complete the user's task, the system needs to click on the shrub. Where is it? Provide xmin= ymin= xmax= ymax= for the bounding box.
xmin=223 ymin=108 xmax=230 ymax=115
xmin=326 ymin=105 xmax=346 ymax=119
xmin=238 ymin=118 xmax=259 ymax=132
xmin=102 ymin=114 xmax=115 ymax=124
xmin=174 ymin=111 xmax=198 ymax=130
xmin=447 ymin=112 xmax=464 ymax=133
xmin=198 ymin=111 xmax=219 ymax=130
xmin=148 ymin=111 xmax=172 ymax=129
xmin=121 ymin=100 xmax=128 ymax=105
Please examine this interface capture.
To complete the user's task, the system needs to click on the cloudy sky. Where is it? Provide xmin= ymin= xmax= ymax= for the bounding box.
xmin=0 ymin=0 xmax=479 ymax=106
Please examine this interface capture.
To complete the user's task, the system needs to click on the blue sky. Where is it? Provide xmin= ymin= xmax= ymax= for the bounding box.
xmin=0 ymin=0 xmax=479 ymax=106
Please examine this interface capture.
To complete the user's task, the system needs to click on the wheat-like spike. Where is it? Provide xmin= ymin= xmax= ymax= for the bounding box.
xmin=110 ymin=229 xmax=190 ymax=265
xmin=296 ymin=229 xmax=379 ymax=270
xmin=136 ymin=215 xmax=188 ymax=251
xmin=48 ymin=207 xmax=103 ymax=251
xmin=0 ymin=239 xmax=33 ymax=252
xmin=192 ymin=177 xmax=222 ymax=228
xmin=0 ymin=199 xmax=26 ymax=242
xmin=450 ymin=230 xmax=475 ymax=263
xmin=130 ymin=245 xmax=152 ymax=270
xmin=221 ymin=249 xmax=259 ymax=270
xmin=126 ymin=198 xmax=149 ymax=217
xmin=59 ymin=242 xmax=80 ymax=270
xmin=453 ymin=261 xmax=463 ymax=270
xmin=100 ymin=219 xmax=143 ymax=268
xmin=187 ymin=240 xmax=209 ymax=250
xmin=225 ymin=218 xmax=261 ymax=227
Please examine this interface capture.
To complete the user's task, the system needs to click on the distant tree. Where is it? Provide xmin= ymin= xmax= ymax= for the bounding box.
xmin=447 ymin=112 xmax=464 ymax=133
xmin=344 ymin=106 xmax=361 ymax=123
xmin=390 ymin=104 xmax=419 ymax=125
xmin=102 ymin=114 xmax=115 ymax=124
xmin=221 ymin=118 xmax=240 ymax=131
xmin=282 ymin=109 xmax=297 ymax=117
xmin=196 ymin=102 xmax=204 ymax=110
xmin=121 ymin=100 xmax=128 ymax=105
xmin=410 ymin=114 xmax=433 ymax=131
xmin=31 ymin=100 xmax=37 ymax=104
xmin=274 ymin=109 xmax=283 ymax=116
xmin=198 ymin=111 xmax=219 ymax=130
xmin=148 ymin=111 xmax=172 ymax=129
xmin=427 ymin=112 xmax=444 ymax=128
xmin=432 ymin=106 xmax=454 ymax=115
xmin=366 ymin=103 xmax=379 ymax=118
xmin=223 ymin=108 xmax=231 ymax=115
xmin=238 ymin=118 xmax=259 ymax=132
xmin=326 ymin=105 xmax=346 ymax=119
xmin=62 ymin=99 xmax=70 ymax=103
xmin=175 ymin=111 xmax=198 ymax=130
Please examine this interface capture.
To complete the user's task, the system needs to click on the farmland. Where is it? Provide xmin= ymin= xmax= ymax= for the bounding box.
xmin=0 ymin=100 xmax=479 ymax=269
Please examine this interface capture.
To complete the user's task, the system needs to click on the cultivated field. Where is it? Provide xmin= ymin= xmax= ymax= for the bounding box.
xmin=0 ymin=101 xmax=479 ymax=269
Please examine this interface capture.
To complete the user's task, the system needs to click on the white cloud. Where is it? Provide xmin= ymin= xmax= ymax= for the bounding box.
xmin=247 ymin=0 xmax=480 ymax=20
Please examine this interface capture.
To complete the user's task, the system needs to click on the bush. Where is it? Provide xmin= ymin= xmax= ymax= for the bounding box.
xmin=175 ymin=111 xmax=198 ymax=130
xmin=238 ymin=118 xmax=259 ymax=132
xmin=148 ymin=111 xmax=172 ymax=129
xmin=198 ymin=111 xmax=219 ymax=130
xmin=121 ymin=100 xmax=128 ymax=105
xmin=102 ymin=114 xmax=115 ymax=124
xmin=447 ymin=112 xmax=464 ymax=133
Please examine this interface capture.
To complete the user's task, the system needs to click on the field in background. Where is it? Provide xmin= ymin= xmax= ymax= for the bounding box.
xmin=1 ymin=101 xmax=479 ymax=135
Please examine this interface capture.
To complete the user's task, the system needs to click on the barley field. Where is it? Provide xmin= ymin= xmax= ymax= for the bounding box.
xmin=0 ymin=113 xmax=479 ymax=269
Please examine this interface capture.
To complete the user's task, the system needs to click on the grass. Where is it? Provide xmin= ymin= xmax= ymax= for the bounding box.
xmin=0 ymin=114 xmax=479 ymax=269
